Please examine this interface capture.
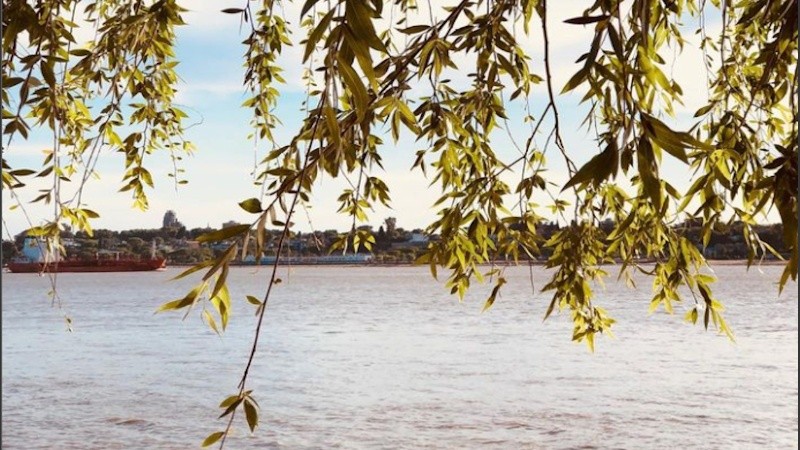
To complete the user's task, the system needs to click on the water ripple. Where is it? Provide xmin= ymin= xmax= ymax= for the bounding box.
xmin=2 ymin=265 xmax=796 ymax=449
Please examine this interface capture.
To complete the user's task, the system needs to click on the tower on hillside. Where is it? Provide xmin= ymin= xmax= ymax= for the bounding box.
xmin=162 ymin=210 xmax=179 ymax=228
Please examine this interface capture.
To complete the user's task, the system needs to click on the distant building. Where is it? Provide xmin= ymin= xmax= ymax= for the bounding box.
xmin=173 ymin=239 xmax=201 ymax=249
xmin=222 ymin=220 xmax=240 ymax=229
xmin=181 ymin=240 xmax=201 ymax=250
xmin=409 ymin=233 xmax=428 ymax=244
xmin=393 ymin=232 xmax=429 ymax=249
xmin=163 ymin=210 xmax=180 ymax=228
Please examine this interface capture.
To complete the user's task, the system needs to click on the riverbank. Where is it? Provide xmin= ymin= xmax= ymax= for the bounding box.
xmin=165 ymin=259 xmax=788 ymax=268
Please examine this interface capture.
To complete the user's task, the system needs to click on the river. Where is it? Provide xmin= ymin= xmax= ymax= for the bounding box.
xmin=2 ymin=265 xmax=797 ymax=449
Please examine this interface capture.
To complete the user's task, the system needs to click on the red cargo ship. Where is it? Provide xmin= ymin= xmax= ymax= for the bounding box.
xmin=6 ymin=238 xmax=166 ymax=273
xmin=6 ymin=257 xmax=166 ymax=273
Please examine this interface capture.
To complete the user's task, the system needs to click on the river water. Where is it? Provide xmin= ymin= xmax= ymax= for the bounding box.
xmin=2 ymin=265 xmax=797 ymax=449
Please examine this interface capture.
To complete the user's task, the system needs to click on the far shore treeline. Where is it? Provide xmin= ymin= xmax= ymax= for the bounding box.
xmin=2 ymin=215 xmax=790 ymax=266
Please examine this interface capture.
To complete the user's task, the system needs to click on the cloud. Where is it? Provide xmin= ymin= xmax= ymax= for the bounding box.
xmin=180 ymin=1 xmax=247 ymax=31
xmin=174 ymin=81 xmax=247 ymax=106
xmin=3 ymin=140 xmax=53 ymax=157
xmin=171 ymin=1 xmax=608 ymax=100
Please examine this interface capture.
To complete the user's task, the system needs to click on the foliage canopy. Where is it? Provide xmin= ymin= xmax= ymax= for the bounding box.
xmin=2 ymin=0 xmax=797 ymax=445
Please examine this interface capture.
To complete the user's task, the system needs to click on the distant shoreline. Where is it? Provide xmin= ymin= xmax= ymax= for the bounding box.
xmin=165 ymin=259 xmax=788 ymax=268
xmin=704 ymin=259 xmax=787 ymax=266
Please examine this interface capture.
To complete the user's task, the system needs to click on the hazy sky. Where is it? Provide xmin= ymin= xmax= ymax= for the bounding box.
xmin=2 ymin=1 xmax=723 ymax=237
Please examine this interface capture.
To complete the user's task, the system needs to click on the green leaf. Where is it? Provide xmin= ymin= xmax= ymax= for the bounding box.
xmin=239 ymin=198 xmax=263 ymax=214
xmin=172 ymin=259 xmax=215 ymax=280
xmin=303 ymin=10 xmax=335 ymax=63
xmin=694 ymin=103 xmax=715 ymax=117
xmin=244 ymin=399 xmax=258 ymax=433
xmin=196 ymin=224 xmax=250 ymax=243
xmin=40 ymin=61 xmax=55 ymax=87
xmin=211 ymin=283 xmax=231 ymax=330
xmin=201 ymin=431 xmax=224 ymax=447
xmin=561 ymin=66 xmax=588 ymax=93
xmin=345 ymin=0 xmax=386 ymax=52
xmin=607 ymin=25 xmax=624 ymax=59
xmin=81 ymin=209 xmax=100 ymax=218
xmin=203 ymin=244 xmax=236 ymax=285
xmin=641 ymin=113 xmax=711 ymax=163
xmin=337 ymin=55 xmax=369 ymax=122
xmin=394 ymin=99 xmax=418 ymax=131
xmin=324 ymin=105 xmax=341 ymax=149
xmin=562 ymin=144 xmax=617 ymax=191
xmin=219 ymin=395 xmax=240 ymax=408
xmin=69 ymin=48 xmax=92 ymax=57
xmin=300 ymin=0 xmax=320 ymax=17
xmin=399 ymin=25 xmax=429 ymax=34
xmin=543 ymin=296 xmax=558 ymax=321
xmin=564 ymin=15 xmax=609 ymax=25
xmin=155 ymin=298 xmax=192 ymax=312
xmin=637 ymin=137 xmax=662 ymax=207
xmin=218 ymin=398 xmax=242 ymax=419
xmin=482 ymin=277 xmax=506 ymax=312
xmin=779 ymin=253 xmax=797 ymax=293
xmin=203 ymin=310 xmax=220 ymax=335
xmin=156 ymin=283 xmax=205 ymax=313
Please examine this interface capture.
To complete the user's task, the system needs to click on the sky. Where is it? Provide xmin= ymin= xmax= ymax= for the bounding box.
xmin=2 ymin=1 xmax=727 ymax=237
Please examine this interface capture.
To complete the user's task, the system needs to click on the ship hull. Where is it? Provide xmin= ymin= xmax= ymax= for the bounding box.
xmin=6 ymin=258 xmax=166 ymax=273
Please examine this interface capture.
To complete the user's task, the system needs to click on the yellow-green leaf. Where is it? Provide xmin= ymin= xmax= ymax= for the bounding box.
xmin=197 ymin=225 xmax=250 ymax=243
xmin=244 ymin=399 xmax=258 ymax=433
xmin=337 ymin=55 xmax=369 ymax=122
xmin=239 ymin=198 xmax=263 ymax=214
xmin=201 ymin=431 xmax=224 ymax=447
